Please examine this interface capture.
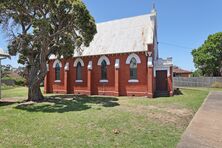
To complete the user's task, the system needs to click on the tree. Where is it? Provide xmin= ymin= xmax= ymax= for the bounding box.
xmin=191 ymin=69 xmax=203 ymax=77
xmin=192 ymin=32 xmax=222 ymax=76
xmin=0 ymin=0 xmax=97 ymax=101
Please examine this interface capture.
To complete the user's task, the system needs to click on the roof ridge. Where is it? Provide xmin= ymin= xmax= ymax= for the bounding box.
xmin=49 ymin=12 xmax=155 ymax=59
xmin=96 ymin=13 xmax=151 ymax=25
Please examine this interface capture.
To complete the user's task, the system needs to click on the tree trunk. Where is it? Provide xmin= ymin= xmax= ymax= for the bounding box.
xmin=28 ymin=83 xmax=44 ymax=102
xmin=27 ymin=63 xmax=47 ymax=102
xmin=26 ymin=41 xmax=48 ymax=102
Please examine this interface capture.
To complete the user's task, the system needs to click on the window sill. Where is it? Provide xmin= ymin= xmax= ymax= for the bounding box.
xmin=75 ymin=80 xmax=83 ymax=83
xmin=100 ymin=80 xmax=108 ymax=83
xmin=128 ymin=79 xmax=139 ymax=83
xmin=54 ymin=80 xmax=61 ymax=83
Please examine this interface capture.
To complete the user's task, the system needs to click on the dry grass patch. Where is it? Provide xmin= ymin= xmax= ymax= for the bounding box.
xmin=117 ymin=103 xmax=193 ymax=128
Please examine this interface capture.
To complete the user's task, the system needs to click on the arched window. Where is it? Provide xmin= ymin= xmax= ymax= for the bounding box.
xmin=130 ymin=57 xmax=137 ymax=79
xmin=76 ymin=62 xmax=82 ymax=80
xmin=55 ymin=63 xmax=61 ymax=80
xmin=101 ymin=60 xmax=107 ymax=80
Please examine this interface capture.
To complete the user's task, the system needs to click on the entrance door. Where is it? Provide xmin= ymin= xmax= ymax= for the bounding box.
xmin=156 ymin=70 xmax=168 ymax=91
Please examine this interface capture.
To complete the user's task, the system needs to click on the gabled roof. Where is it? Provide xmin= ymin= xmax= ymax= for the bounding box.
xmin=73 ymin=13 xmax=155 ymax=57
xmin=0 ymin=48 xmax=10 ymax=59
xmin=173 ymin=66 xmax=192 ymax=74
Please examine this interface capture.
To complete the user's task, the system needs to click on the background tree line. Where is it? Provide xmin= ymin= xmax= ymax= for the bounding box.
xmin=192 ymin=32 xmax=222 ymax=77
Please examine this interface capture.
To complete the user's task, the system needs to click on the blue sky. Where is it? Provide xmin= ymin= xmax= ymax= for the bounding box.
xmin=1 ymin=0 xmax=222 ymax=71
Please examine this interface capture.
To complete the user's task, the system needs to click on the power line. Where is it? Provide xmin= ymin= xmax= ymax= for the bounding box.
xmin=158 ymin=41 xmax=194 ymax=50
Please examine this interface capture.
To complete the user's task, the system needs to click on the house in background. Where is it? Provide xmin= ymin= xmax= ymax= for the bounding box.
xmin=173 ymin=66 xmax=192 ymax=77
xmin=44 ymin=8 xmax=173 ymax=98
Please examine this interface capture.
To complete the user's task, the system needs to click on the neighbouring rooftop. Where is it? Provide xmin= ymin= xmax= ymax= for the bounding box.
xmin=173 ymin=66 xmax=192 ymax=74
xmin=0 ymin=48 xmax=10 ymax=59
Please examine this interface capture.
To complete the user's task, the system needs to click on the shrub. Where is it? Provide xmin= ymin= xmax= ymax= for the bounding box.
xmin=15 ymin=78 xmax=26 ymax=86
xmin=211 ymin=82 xmax=222 ymax=88
xmin=2 ymin=76 xmax=26 ymax=86
xmin=2 ymin=76 xmax=12 ymax=80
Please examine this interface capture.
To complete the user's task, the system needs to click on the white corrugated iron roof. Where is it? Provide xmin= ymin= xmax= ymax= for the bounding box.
xmin=49 ymin=12 xmax=155 ymax=59
xmin=74 ymin=13 xmax=154 ymax=57
xmin=0 ymin=48 xmax=10 ymax=59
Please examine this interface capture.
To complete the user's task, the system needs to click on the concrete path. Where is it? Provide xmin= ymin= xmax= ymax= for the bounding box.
xmin=177 ymin=91 xmax=222 ymax=148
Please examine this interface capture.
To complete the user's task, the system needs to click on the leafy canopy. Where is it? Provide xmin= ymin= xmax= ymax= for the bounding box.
xmin=192 ymin=32 xmax=222 ymax=76
xmin=0 ymin=0 xmax=97 ymax=100
xmin=0 ymin=0 xmax=97 ymax=65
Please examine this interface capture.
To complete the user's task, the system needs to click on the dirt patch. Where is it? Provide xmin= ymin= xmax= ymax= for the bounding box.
xmin=162 ymin=107 xmax=192 ymax=117
xmin=0 ymin=97 xmax=26 ymax=103
xmin=118 ymin=104 xmax=193 ymax=127
xmin=147 ymin=108 xmax=193 ymax=127
xmin=17 ymin=101 xmax=35 ymax=106
xmin=0 ymin=98 xmax=20 ymax=103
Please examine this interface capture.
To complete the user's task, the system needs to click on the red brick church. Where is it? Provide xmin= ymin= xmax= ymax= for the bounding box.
xmin=44 ymin=8 xmax=173 ymax=98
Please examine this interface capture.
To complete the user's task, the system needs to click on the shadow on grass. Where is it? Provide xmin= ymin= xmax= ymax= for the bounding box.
xmin=174 ymin=88 xmax=184 ymax=96
xmin=0 ymin=99 xmax=22 ymax=107
xmin=0 ymin=101 xmax=16 ymax=107
xmin=15 ymin=95 xmax=119 ymax=113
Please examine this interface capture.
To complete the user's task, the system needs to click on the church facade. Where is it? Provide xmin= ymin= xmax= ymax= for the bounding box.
xmin=44 ymin=9 xmax=173 ymax=98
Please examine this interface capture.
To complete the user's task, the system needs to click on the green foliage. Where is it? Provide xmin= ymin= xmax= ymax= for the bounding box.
xmin=191 ymin=69 xmax=203 ymax=77
xmin=0 ymin=0 xmax=97 ymax=100
xmin=192 ymin=32 xmax=222 ymax=76
xmin=1 ymin=76 xmax=12 ymax=81
xmin=0 ymin=0 xmax=96 ymax=59
xmin=15 ymin=78 xmax=26 ymax=86
xmin=2 ymin=76 xmax=26 ymax=86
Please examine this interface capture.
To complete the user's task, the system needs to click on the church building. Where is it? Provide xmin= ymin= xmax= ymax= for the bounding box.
xmin=44 ymin=8 xmax=173 ymax=98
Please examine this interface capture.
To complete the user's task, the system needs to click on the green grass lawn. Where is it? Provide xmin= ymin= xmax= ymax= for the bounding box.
xmin=177 ymin=86 xmax=222 ymax=92
xmin=0 ymin=87 xmax=209 ymax=147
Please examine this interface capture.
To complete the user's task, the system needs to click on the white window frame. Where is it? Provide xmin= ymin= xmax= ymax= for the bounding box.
xmin=53 ymin=59 xmax=62 ymax=83
xmin=97 ymin=55 xmax=110 ymax=65
xmin=53 ymin=59 xmax=62 ymax=68
xmin=74 ymin=58 xmax=84 ymax=82
xmin=74 ymin=58 xmax=84 ymax=67
xmin=128 ymin=79 xmax=139 ymax=83
xmin=75 ymin=80 xmax=83 ymax=83
xmin=126 ymin=53 xmax=141 ymax=83
xmin=100 ymin=80 xmax=109 ymax=83
xmin=98 ymin=56 xmax=110 ymax=83
xmin=126 ymin=53 xmax=141 ymax=64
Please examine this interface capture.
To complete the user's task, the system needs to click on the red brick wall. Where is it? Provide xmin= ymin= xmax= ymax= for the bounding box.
xmin=71 ymin=57 xmax=89 ymax=94
xmin=48 ymin=60 xmax=66 ymax=93
xmin=46 ymin=52 xmax=151 ymax=96
xmin=45 ymin=51 xmax=174 ymax=97
xmin=119 ymin=53 xmax=148 ymax=96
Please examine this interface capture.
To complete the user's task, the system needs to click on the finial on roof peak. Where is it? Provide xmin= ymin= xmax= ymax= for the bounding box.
xmin=152 ymin=3 xmax=155 ymax=10
xmin=151 ymin=2 xmax=157 ymax=13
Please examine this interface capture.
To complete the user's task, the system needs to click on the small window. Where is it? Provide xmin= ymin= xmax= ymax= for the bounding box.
xmin=130 ymin=57 xmax=137 ymax=79
xmin=76 ymin=62 xmax=82 ymax=80
xmin=101 ymin=60 xmax=107 ymax=80
xmin=55 ymin=63 xmax=61 ymax=80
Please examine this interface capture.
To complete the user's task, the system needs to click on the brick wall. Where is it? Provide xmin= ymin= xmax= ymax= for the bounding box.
xmin=44 ymin=51 xmax=173 ymax=97
xmin=45 ymin=52 xmax=154 ymax=97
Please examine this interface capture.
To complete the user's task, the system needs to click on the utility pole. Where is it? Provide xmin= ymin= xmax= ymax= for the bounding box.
xmin=0 ymin=50 xmax=10 ymax=99
xmin=0 ymin=60 xmax=1 ymax=99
